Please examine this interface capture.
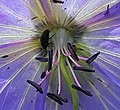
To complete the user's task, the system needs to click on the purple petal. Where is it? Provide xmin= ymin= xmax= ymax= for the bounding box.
xmin=34 ymin=77 xmax=49 ymax=110
xmin=0 ymin=0 xmax=33 ymax=27
xmin=84 ymin=2 xmax=120 ymax=26
xmin=0 ymin=54 xmax=41 ymax=110
xmin=44 ymin=74 xmax=74 ymax=110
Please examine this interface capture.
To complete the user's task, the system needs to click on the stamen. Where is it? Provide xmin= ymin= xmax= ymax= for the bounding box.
xmin=86 ymin=52 xmax=100 ymax=64
xmin=67 ymin=43 xmax=79 ymax=61
xmin=52 ymin=0 xmax=64 ymax=4
xmin=35 ymin=56 xmax=48 ymax=62
xmin=61 ymin=47 xmax=70 ymax=56
xmin=53 ymin=49 xmax=61 ymax=65
xmin=57 ymin=65 xmax=61 ymax=94
xmin=66 ymin=58 xmax=82 ymax=88
xmin=73 ymin=66 xmax=95 ymax=72
xmin=39 ymin=70 xmax=50 ymax=85
xmin=64 ymin=47 xmax=81 ymax=67
xmin=71 ymin=85 xmax=93 ymax=97
xmin=1 ymin=55 xmax=8 ymax=58
xmin=40 ymin=71 xmax=46 ymax=79
xmin=27 ymin=80 xmax=43 ymax=94
xmin=68 ymin=56 xmax=81 ymax=67
xmin=47 ymin=93 xmax=63 ymax=105
xmin=78 ymin=56 xmax=88 ymax=61
xmin=52 ymin=51 xmax=57 ymax=63
xmin=48 ymin=49 xmax=53 ymax=72
xmin=53 ymin=93 xmax=68 ymax=103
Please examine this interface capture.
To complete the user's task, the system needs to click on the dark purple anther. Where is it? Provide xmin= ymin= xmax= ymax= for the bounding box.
xmin=40 ymin=71 xmax=46 ymax=79
xmin=35 ymin=56 xmax=48 ymax=62
xmin=47 ymin=92 xmax=63 ymax=105
xmin=73 ymin=66 xmax=95 ymax=72
xmin=27 ymin=80 xmax=43 ymax=94
xmin=53 ymin=94 xmax=68 ymax=103
xmin=67 ymin=43 xmax=79 ymax=61
xmin=86 ymin=52 xmax=100 ymax=64
xmin=48 ymin=49 xmax=53 ymax=72
xmin=71 ymin=85 xmax=93 ymax=97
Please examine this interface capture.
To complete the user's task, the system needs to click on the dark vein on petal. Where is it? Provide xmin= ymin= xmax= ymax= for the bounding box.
xmin=52 ymin=0 xmax=64 ymax=4
xmin=1 ymin=55 xmax=9 ymax=58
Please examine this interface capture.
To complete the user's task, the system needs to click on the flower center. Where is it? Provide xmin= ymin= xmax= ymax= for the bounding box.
xmin=27 ymin=26 xmax=100 ymax=105
xmin=50 ymin=27 xmax=74 ymax=50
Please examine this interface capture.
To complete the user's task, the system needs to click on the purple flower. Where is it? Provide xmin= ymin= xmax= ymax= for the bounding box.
xmin=0 ymin=0 xmax=120 ymax=110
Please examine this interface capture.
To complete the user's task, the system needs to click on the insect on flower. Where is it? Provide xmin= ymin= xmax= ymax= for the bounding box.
xmin=40 ymin=30 xmax=54 ymax=50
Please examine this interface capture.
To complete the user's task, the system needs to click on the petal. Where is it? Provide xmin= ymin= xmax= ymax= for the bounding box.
xmin=0 ymin=38 xmax=40 ymax=109
xmin=34 ymin=77 xmax=49 ymax=110
xmin=0 ymin=0 xmax=33 ymax=27
xmin=84 ymin=1 xmax=120 ymax=26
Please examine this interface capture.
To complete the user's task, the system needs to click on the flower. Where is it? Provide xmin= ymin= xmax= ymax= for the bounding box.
xmin=0 ymin=0 xmax=120 ymax=110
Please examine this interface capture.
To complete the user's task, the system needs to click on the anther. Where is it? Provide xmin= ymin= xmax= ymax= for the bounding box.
xmin=48 ymin=49 xmax=53 ymax=72
xmin=40 ymin=71 xmax=46 ymax=79
xmin=53 ymin=94 xmax=68 ymax=103
xmin=73 ymin=66 xmax=95 ymax=72
xmin=47 ymin=93 xmax=63 ymax=105
xmin=67 ymin=43 xmax=79 ymax=61
xmin=35 ymin=56 xmax=48 ymax=62
xmin=71 ymin=85 xmax=93 ymax=97
xmin=27 ymin=80 xmax=43 ymax=94
xmin=86 ymin=52 xmax=100 ymax=64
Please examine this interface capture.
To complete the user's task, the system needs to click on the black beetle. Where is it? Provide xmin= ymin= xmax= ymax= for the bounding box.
xmin=40 ymin=29 xmax=54 ymax=50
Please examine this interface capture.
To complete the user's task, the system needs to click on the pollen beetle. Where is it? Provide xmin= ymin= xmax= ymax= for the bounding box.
xmin=40 ymin=29 xmax=54 ymax=50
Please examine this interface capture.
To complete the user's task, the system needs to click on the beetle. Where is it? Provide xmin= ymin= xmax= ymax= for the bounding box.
xmin=40 ymin=29 xmax=54 ymax=50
